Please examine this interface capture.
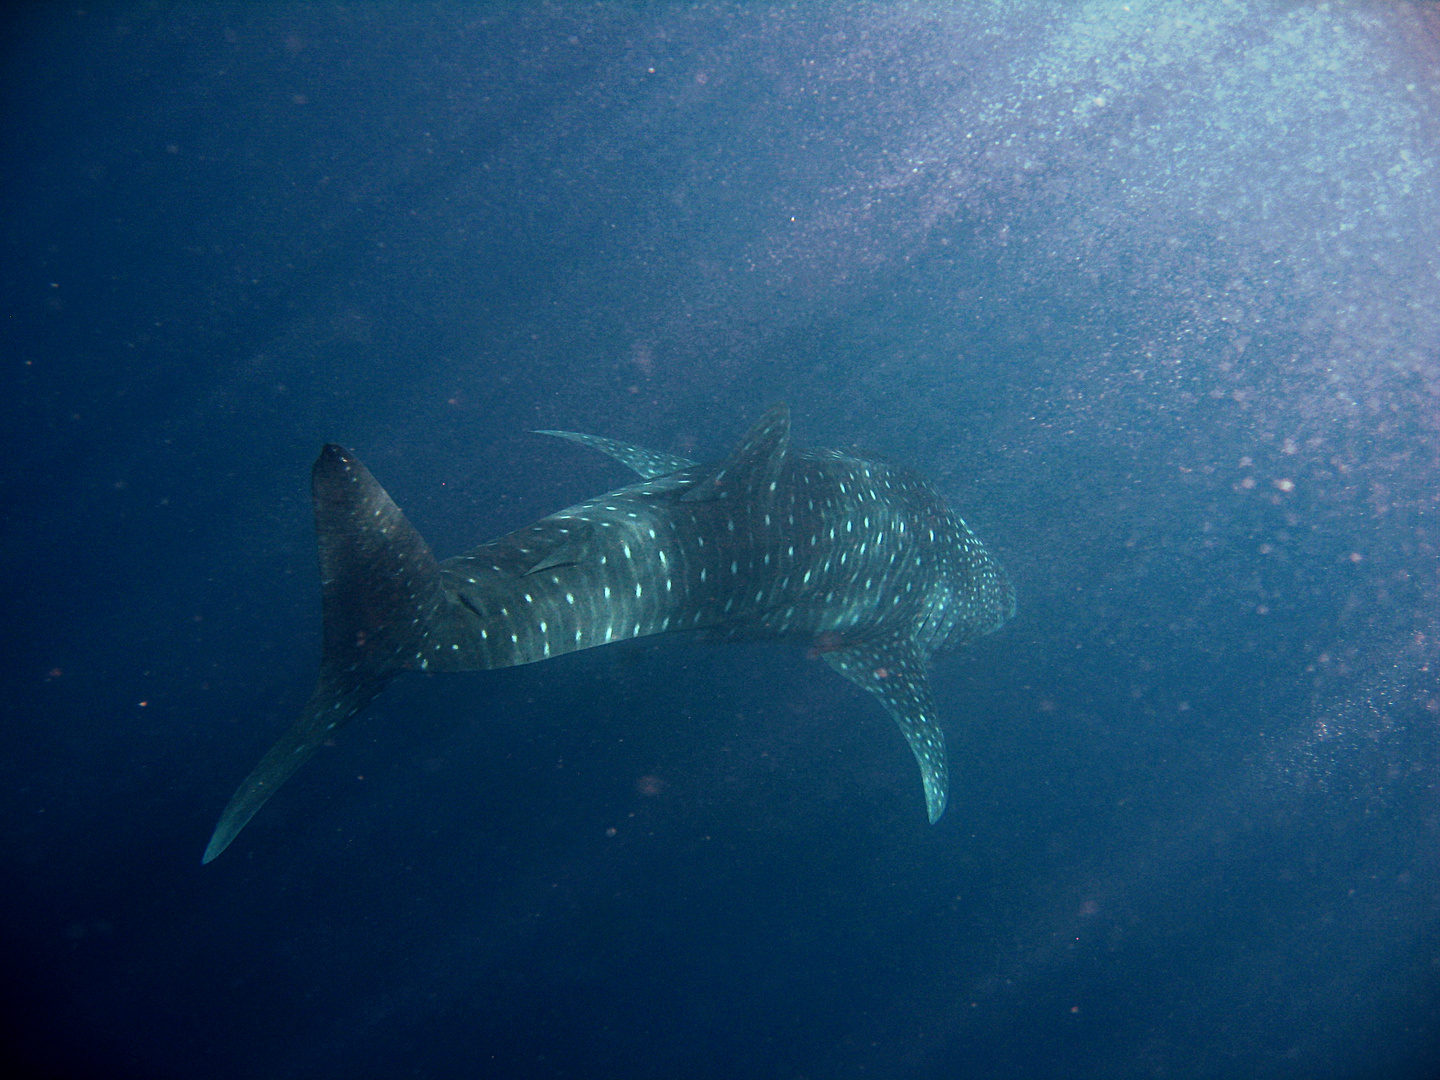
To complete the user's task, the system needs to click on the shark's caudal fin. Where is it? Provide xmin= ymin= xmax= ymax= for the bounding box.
xmin=202 ymin=446 xmax=445 ymax=864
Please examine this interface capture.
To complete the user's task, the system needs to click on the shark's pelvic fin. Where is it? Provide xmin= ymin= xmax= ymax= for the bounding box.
xmin=534 ymin=430 xmax=697 ymax=479
xmin=202 ymin=445 xmax=444 ymax=864
xmin=822 ymin=636 xmax=949 ymax=823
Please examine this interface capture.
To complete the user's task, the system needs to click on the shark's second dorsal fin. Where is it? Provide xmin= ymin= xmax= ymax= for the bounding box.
xmin=821 ymin=635 xmax=949 ymax=823
xmin=535 ymin=430 xmax=697 ymax=479
xmin=681 ymin=403 xmax=791 ymax=503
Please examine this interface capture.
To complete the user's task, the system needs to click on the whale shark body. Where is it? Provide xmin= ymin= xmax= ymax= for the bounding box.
xmin=203 ymin=405 xmax=1014 ymax=863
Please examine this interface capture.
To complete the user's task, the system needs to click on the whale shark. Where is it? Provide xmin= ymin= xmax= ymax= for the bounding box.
xmin=202 ymin=404 xmax=1014 ymax=863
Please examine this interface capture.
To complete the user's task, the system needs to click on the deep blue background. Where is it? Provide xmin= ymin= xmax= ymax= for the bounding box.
xmin=3 ymin=4 xmax=1439 ymax=1078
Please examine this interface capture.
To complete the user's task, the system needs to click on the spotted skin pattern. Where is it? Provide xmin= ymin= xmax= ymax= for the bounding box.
xmin=203 ymin=405 xmax=1014 ymax=863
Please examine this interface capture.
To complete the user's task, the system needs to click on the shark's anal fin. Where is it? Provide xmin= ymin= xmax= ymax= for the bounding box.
xmin=203 ymin=445 xmax=444 ymax=864
xmin=534 ymin=430 xmax=697 ymax=479
xmin=822 ymin=636 xmax=949 ymax=823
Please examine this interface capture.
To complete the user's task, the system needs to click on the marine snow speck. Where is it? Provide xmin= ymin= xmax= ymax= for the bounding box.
xmin=202 ymin=405 xmax=1015 ymax=863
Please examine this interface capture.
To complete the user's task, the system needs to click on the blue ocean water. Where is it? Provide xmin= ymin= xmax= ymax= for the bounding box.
xmin=2 ymin=3 xmax=1438 ymax=1077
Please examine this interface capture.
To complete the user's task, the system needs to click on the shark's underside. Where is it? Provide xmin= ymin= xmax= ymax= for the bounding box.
xmin=203 ymin=404 xmax=1014 ymax=863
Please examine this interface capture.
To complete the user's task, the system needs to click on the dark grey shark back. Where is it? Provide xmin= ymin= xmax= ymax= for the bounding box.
xmin=203 ymin=405 xmax=1014 ymax=863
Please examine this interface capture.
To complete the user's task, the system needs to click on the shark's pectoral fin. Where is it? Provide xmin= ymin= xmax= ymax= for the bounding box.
xmin=822 ymin=635 xmax=949 ymax=823
xmin=534 ymin=430 xmax=697 ymax=479
xmin=203 ymin=445 xmax=445 ymax=864
xmin=681 ymin=403 xmax=790 ymax=503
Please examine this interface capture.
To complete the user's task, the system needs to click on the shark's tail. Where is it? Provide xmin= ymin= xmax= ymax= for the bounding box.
xmin=202 ymin=445 xmax=446 ymax=864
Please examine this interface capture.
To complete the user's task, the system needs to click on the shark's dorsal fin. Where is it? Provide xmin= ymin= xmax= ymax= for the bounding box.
xmin=535 ymin=430 xmax=697 ymax=480
xmin=822 ymin=635 xmax=949 ymax=823
xmin=682 ymin=403 xmax=791 ymax=503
